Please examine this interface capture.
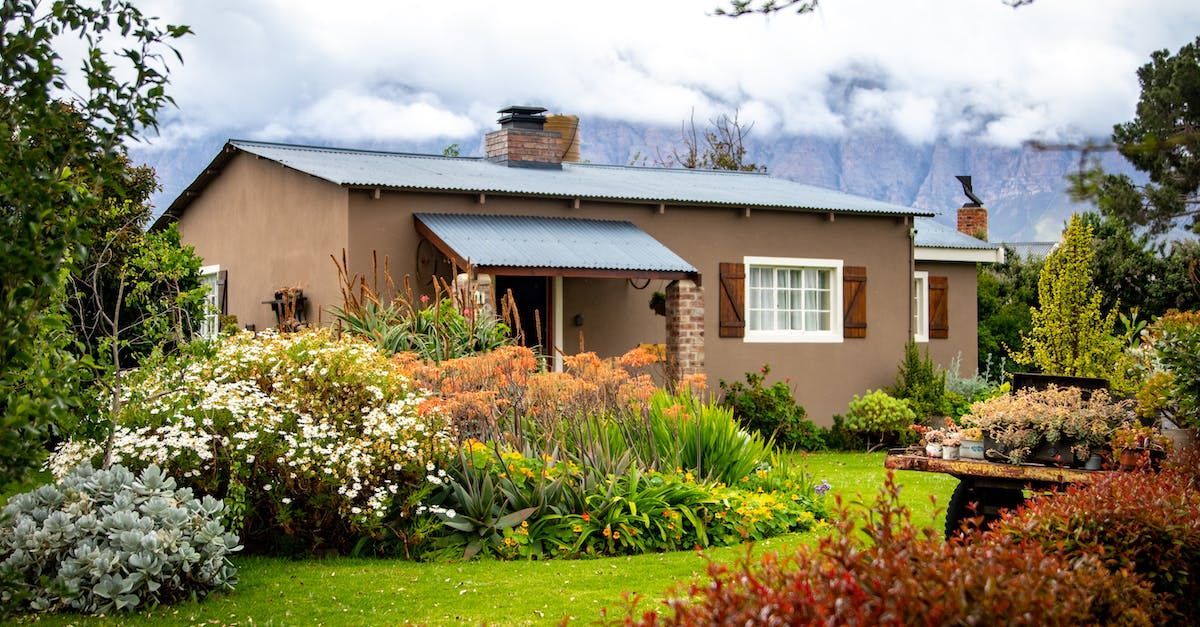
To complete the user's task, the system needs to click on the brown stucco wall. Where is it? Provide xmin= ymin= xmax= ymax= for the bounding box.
xmin=347 ymin=190 xmax=916 ymax=424
xmin=915 ymin=261 xmax=979 ymax=376
xmin=175 ymin=154 xmax=349 ymax=331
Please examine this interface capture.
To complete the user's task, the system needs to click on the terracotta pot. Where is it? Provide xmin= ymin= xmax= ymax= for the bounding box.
xmin=1118 ymin=448 xmax=1165 ymax=471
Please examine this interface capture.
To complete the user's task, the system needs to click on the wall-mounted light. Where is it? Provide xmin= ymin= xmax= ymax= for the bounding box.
xmin=573 ymin=314 xmax=584 ymax=327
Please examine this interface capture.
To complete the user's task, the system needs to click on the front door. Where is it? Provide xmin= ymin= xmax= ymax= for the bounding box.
xmin=494 ymin=275 xmax=551 ymax=353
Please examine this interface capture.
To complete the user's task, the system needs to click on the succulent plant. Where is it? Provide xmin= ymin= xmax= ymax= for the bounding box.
xmin=0 ymin=464 xmax=239 ymax=615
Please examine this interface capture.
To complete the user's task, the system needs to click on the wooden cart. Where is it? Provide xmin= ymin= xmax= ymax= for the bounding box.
xmin=884 ymin=452 xmax=1110 ymax=538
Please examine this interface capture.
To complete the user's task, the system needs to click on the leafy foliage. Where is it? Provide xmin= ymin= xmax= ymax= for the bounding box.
xmin=0 ymin=464 xmax=238 ymax=615
xmin=329 ymin=254 xmax=512 ymax=362
xmin=976 ymin=246 xmax=1041 ymax=374
xmin=842 ymin=390 xmax=916 ymax=450
xmin=47 ymin=330 xmax=454 ymax=556
xmin=718 ymin=365 xmax=824 ymax=450
xmin=1144 ymin=310 xmax=1200 ymax=428
xmin=0 ymin=0 xmax=190 ymax=486
xmin=889 ymin=341 xmax=946 ymax=423
xmin=989 ymin=457 xmax=1200 ymax=624
xmin=1070 ymin=36 xmax=1200 ymax=235
xmin=1013 ymin=215 xmax=1129 ymax=387
xmin=1081 ymin=212 xmax=1200 ymax=319
xmin=610 ymin=472 xmax=1159 ymax=626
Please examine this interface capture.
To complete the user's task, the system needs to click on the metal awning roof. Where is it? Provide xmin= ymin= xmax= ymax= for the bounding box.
xmin=413 ymin=213 xmax=699 ymax=280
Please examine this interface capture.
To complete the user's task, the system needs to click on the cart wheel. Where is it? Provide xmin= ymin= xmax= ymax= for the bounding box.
xmin=944 ymin=481 xmax=1026 ymax=539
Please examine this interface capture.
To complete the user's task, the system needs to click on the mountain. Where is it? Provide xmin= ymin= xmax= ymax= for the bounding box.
xmin=133 ymin=119 xmax=1138 ymax=242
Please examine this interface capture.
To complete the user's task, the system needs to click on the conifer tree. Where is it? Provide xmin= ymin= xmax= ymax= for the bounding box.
xmin=1014 ymin=214 xmax=1124 ymax=380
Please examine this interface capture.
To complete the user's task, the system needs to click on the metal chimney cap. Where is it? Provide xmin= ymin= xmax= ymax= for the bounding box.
xmin=497 ymin=105 xmax=548 ymax=130
xmin=955 ymin=175 xmax=984 ymax=207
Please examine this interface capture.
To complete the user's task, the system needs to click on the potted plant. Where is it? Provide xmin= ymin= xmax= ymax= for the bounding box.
xmin=1111 ymin=425 xmax=1171 ymax=470
xmin=941 ymin=432 xmax=961 ymax=460
xmin=649 ymin=292 xmax=667 ymax=317
xmin=962 ymin=386 xmax=1134 ymax=466
xmin=959 ymin=427 xmax=985 ymax=460
xmin=922 ymin=428 xmax=944 ymax=458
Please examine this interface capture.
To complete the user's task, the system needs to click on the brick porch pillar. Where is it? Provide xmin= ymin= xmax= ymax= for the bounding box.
xmin=666 ymin=279 xmax=704 ymax=385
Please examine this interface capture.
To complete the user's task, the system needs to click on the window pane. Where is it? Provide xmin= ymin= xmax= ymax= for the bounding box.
xmin=818 ymin=289 xmax=830 ymax=312
xmin=816 ymin=269 xmax=830 ymax=290
xmin=791 ymin=311 xmax=803 ymax=329
xmin=805 ymin=311 xmax=820 ymax=330
xmin=818 ymin=311 xmax=831 ymax=330
xmin=804 ymin=289 xmax=819 ymax=311
xmin=750 ymin=267 xmax=772 ymax=288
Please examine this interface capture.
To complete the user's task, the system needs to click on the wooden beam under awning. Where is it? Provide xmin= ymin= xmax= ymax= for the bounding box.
xmin=477 ymin=265 xmax=696 ymax=281
xmin=413 ymin=214 xmax=700 ymax=282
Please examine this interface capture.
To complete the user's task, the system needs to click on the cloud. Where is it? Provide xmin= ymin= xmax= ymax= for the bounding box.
xmin=132 ymin=0 xmax=1200 ymax=150
xmin=255 ymin=90 xmax=478 ymax=143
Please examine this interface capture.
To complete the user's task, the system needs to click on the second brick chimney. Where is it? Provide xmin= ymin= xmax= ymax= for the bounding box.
xmin=957 ymin=206 xmax=988 ymax=240
xmin=954 ymin=175 xmax=988 ymax=240
xmin=485 ymin=106 xmax=563 ymax=169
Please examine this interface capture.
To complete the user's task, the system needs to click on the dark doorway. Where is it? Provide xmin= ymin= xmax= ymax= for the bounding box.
xmin=494 ymin=275 xmax=550 ymax=352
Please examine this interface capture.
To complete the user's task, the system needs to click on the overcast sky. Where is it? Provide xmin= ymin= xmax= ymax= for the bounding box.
xmin=130 ymin=0 xmax=1200 ymax=153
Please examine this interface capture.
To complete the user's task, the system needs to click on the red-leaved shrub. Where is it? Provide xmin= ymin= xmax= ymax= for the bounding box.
xmin=987 ymin=451 xmax=1200 ymax=624
xmin=608 ymin=473 xmax=1160 ymax=626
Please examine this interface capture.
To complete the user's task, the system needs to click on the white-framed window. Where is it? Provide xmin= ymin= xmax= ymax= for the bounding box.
xmin=912 ymin=270 xmax=929 ymax=343
xmin=744 ymin=256 xmax=843 ymax=343
xmin=199 ymin=264 xmax=221 ymax=341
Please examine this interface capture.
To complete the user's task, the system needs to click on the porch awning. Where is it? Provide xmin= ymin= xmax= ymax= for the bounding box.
xmin=413 ymin=213 xmax=699 ymax=280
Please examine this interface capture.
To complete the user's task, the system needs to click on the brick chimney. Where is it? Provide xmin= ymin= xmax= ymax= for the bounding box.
xmin=957 ymin=206 xmax=988 ymax=240
xmin=484 ymin=106 xmax=563 ymax=169
xmin=954 ymin=175 xmax=988 ymax=240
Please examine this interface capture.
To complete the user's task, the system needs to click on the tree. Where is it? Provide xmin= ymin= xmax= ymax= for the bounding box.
xmin=1081 ymin=211 xmax=1200 ymax=320
xmin=1070 ymin=37 xmax=1200 ymax=235
xmin=976 ymin=246 xmax=1041 ymax=373
xmin=0 ymin=0 xmax=190 ymax=483
xmin=715 ymin=0 xmax=1032 ymax=17
xmin=658 ymin=109 xmax=766 ymax=172
xmin=1013 ymin=215 xmax=1125 ymax=382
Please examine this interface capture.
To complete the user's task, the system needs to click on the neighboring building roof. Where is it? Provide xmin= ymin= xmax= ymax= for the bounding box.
xmin=1003 ymin=241 xmax=1058 ymax=260
xmin=913 ymin=217 xmax=1005 ymax=263
xmin=158 ymin=139 xmax=935 ymax=226
xmin=414 ymin=213 xmax=697 ymax=279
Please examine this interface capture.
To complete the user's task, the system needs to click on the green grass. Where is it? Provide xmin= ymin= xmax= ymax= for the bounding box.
xmin=12 ymin=452 xmax=957 ymax=626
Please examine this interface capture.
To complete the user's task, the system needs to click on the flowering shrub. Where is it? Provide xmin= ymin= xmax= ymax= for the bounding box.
xmin=608 ymin=473 xmax=1160 ymax=625
xmin=961 ymin=385 xmax=1134 ymax=464
xmin=421 ymin=391 xmax=828 ymax=560
xmin=0 ymin=465 xmax=239 ymax=615
xmin=425 ymin=445 xmax=825 ymax=560
xmin=988 ymin=456 xmax=1200 ymax=623
xmin=48 ymin=329 xmax=453 ymax=555
xmin=398 ymin=345 xmax=660 ymax=437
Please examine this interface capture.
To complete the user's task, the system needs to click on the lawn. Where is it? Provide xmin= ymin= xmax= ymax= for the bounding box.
xmin=14 ymin=452 xmax=957 ymax=626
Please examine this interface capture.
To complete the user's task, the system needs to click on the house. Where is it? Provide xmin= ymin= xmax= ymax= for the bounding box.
xmin=157 ymin=106 xmax=1002 ymax=424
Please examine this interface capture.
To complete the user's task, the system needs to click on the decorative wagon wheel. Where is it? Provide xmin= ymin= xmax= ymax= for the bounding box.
xmin=415 ymin=238 xmax=451 ymax=287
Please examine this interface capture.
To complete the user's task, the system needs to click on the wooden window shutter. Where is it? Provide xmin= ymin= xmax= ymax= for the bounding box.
xmin=929 ymin=275 xmax=949 ymax=339
xmin=718 ymin=262 xmax=745 ymax=338
xmin=217 ymin=270 xmax=229 ymax=315
xmin=843 ymin=266 xmax=867 ymax=338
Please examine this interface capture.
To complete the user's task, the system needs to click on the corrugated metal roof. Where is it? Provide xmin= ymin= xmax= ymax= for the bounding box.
xmin=414 ymin=213 xmax=697 ymax=273
xmin=229 ymin=140 xmax=931 ymax=216
xmin=914 ymin=217 xmax=1001 ymax=250
xmin=1003 ymin=241 xmax=1058 ymax=259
